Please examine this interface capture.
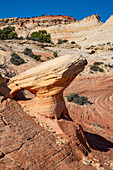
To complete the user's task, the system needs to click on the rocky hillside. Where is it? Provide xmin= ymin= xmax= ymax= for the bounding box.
xmin=0 ymin=14 xmax=102 ymax=42
xmin=1 ymin=14 xmax=113 ymax=45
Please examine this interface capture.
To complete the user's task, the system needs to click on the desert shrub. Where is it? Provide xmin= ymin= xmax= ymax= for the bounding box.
xmin=98 ymin=68 xmax=104 ymax=72
xmin=94 ymin=62 xmax=104 ymax=66
xmin=30 ymin=30 xmax=51 ymax=43
xmin=107 ymin=42 xmax=110 ymax=45
xmin=90 ymin=65 xmax=99 ymax=72
xmin=33 ymin=55 xmax=41 ymax=61
xmin=63 ymin=39 xmax=68 ymax=43
xmin=3 ymin=26 xmax=15 ymax=33
xmin=57 ymin=39 xmax=68 ymax=44
xmin=10 ymin=53 xmax=25 ymax=65
xmin=66 ymin=93 xmax=91 ymax=105
xmin=0 ymin=26 xmax=18 ymax=40
xmin=105 ymin=64 xmax=113 ymax=68
xmin=6 ymin=71 xmax=16 ymax=78
xmin=53 ymin=51 xmax=58 ymax=58
xmin=57 ymin=39 xmax=62 ymax=44
xmin=23 ymin=48 xmax=41 ymax=61
xmin=89 ymin=50 xmax=95 ymax=54
xmin=0 ymin=47 xmax=6 ymax=51
xmin=90 ymin=62 xmax=104 ymax=72
xmin=109 ymin=48 xmax=113 ymax=51
xmin=8 ymin=32 xmax=18 ymax=39
xmin=71 ymin=41 xmax=75 ymax=44
xmin=18 ymin=36 xmax=24 ymax=40
xmin=24 ymin=48 xmax=32 ymax=56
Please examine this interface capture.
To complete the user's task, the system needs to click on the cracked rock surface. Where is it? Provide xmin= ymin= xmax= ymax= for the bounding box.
xmin=0 ymin=100 xmax=91 ymax=170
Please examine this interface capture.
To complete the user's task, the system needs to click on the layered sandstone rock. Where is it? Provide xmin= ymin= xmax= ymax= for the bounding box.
xmin=0 ymin=55 xmax=91 ymax=158
xmin=7 ymin=55 xmax=87 ymax=119
xmin=29 ymin=14 xmax=103 ymax=43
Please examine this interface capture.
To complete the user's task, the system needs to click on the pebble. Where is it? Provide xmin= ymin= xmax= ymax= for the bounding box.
xmin=110 ymin=162 xmax=113 ymax=169
xmin=83 ymin=159 xmax=91 ymax=166
xmin=94 ymin=163 xmax=101 ymax=168
xmin=93 ymin=158 xmax=99 ymax=162
xmin=97 ymin=167 xmax=104 ymax=170
xmin=104 ymin=162 xmax=110 ymax=166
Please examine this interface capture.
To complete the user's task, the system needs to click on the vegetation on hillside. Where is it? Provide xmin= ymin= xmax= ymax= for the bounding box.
xmin=0 ymin=26 xmax=18 ymax=40
xmin=89 ymin=62 xmax=104 ymax=73
xmin=66 ymin=93 xmax=92 ymax=105
xmin=53 ymin=51 xmax=58 ymax=58
xmin=27 ymin=30 xmax=51 ymax=43
xmin=10 ymin=53 xmax=25 ymax=66
xmin=57 ymin=39 xmax=68 ymax=44
xmin=23 ymin=48 xmax=41 ymax=61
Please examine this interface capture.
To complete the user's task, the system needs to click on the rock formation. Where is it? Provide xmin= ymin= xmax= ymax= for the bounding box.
xmin=7 ymin=55 xmax=87 ymax=119
xmin=0 ymin=54 xmax=91 ymax=157
xmin=30 ymin=14 xmax=103 ymax=43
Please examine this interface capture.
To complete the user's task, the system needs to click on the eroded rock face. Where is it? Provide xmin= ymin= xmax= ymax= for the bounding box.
xmin=0 ymin=75 xmax=10 ymax=102
xmin=7 ymin=55 xmax=87 ymax=119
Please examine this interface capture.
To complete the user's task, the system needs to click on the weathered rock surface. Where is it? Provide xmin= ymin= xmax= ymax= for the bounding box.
xmin=7 ymin=55 xmax=87 ymax=119
xmin=0 ymin=75 xmax=9 ymax=102
xmin=0 ymin=55 xmax=91 ymax=159
xmin=0 ymin=100 xmax=92 ymax=170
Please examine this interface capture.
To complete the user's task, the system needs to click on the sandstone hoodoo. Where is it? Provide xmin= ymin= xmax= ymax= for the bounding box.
xmin=5 ymin=55 xmax=90 ymax=156
xmin=7 ymin=55 xmax=87 ymax=119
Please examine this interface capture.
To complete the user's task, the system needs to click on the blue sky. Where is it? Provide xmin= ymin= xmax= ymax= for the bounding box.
xmin=0 ymin=0 xmax=113 ymax=22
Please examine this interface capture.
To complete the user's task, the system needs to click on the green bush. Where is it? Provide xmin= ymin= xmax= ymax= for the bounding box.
xmin=109 ymin=48 xmax=113 ymax=51
xmin=71 ymin=41 xmax=75 ymax=44
xmin=93 ymin=62 xmax=104 ymax=66
xmin=53 ymin=51 xmax=58 ymax=58
xmin=98 ymin=68 xmax=104 ymax=72
xmin=63 ymin=39 xmax=68 ymax=43
xmin=57 ymin=39 xmax=62 ymax=44
xmin=57 ymin=39 xmax=68 ymax=44
xmin=23 ymin=48 xmax=41 ymax=61
xmin=23 ymin=48 xmax=32 ymax=56
xmin=10 ymin=53 xmax=25 ymax=66
xmin=66 ymin=93 xmax=91 ymax=105
xmin=30 ymin=30 xmax=51 ymax=43
xmin=105 ymin=64 xmax=113 ymax=68
xmin=89 ymin=50 xmax=95 ymax=54
xmin=90 ymin=62 xmax=104 ymax=72
xmin=18 ymin=36 xmax=24 ymax=40
xmin=90 ymin=65 xmax=99 ymax=72
xmin=33 ymin=55 xmax=41 ymax=61
xmin=0 ymin=26 xmax=18 ymax=40
xmin=8 ymin=32 xmax=18 ymax=39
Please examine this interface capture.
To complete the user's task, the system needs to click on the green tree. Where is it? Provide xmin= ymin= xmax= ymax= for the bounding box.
xmin=0 ymin=26 xmax=18 ymax=40
xmin=8 ymin=32 xmax=18 ymax=39
xmin=30 ymin=30 xmax=51 ymax=43
xmin=10 ymin=53 xmax=25 ymax=66
xmin=53 ymin=51 xmax=58 ymax=58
